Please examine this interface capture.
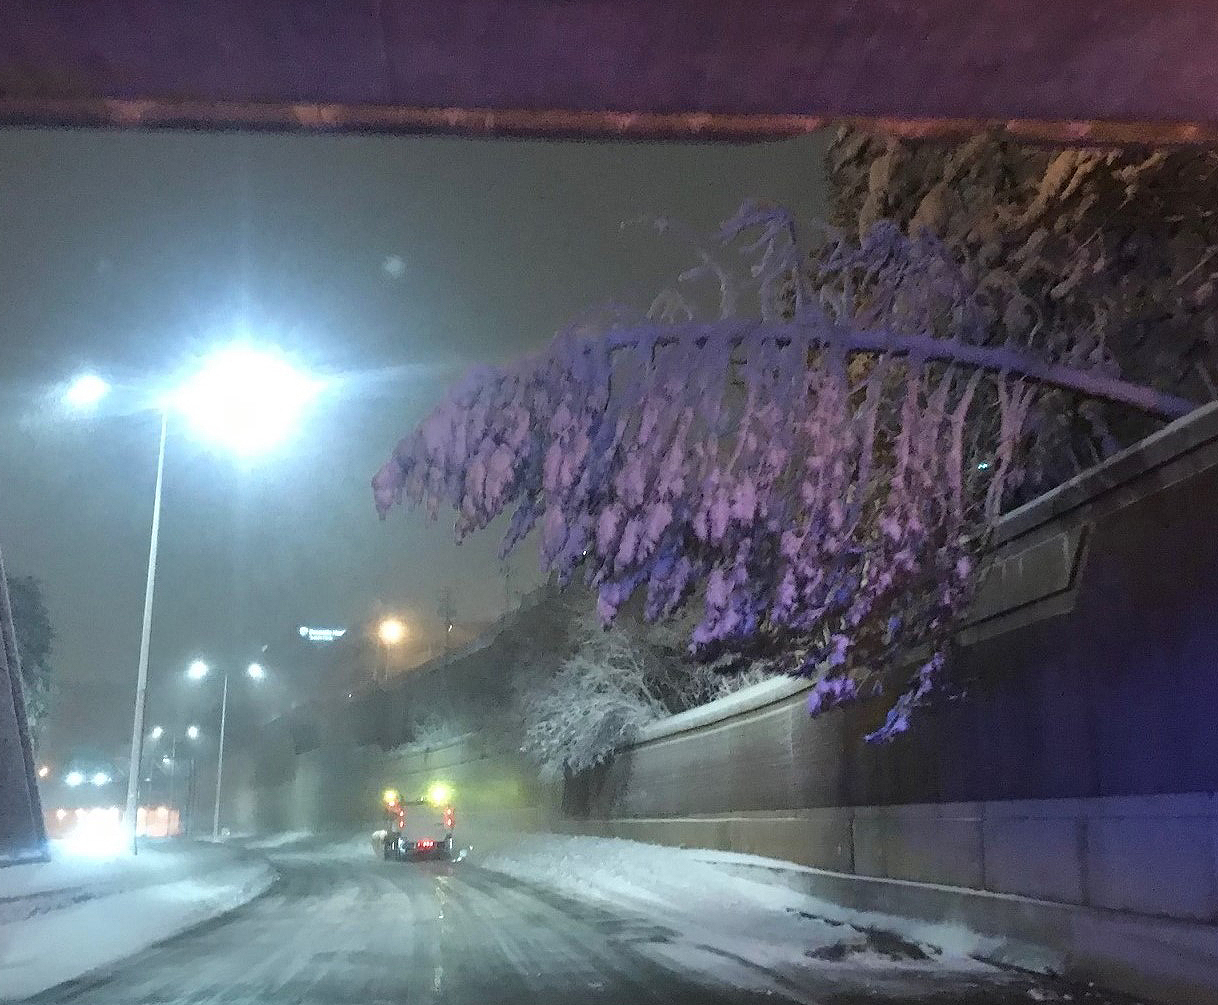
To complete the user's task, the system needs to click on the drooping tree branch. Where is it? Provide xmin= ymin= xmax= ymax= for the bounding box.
xmin=374 ymin=205 xmax=1196 ymax=742
xmin=594 ymin=322 xmax=1194 ymax=420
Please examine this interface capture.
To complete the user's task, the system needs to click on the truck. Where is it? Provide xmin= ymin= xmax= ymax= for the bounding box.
xmin=379 ymin=783 xmax=456 ymax=861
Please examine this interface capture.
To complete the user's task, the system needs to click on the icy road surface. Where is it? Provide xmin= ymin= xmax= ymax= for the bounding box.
xmin=18 ymin=836 xmax=1141 ymax=1004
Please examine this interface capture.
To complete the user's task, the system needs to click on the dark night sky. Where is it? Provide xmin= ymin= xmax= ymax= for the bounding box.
xmin=0 ymin=127 xmax=827 ymax=762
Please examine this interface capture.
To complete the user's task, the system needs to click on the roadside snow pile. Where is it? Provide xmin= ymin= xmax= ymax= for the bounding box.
xmin=237 ymin=830 xmax=315 ymax=850
xmin=0 ymin=840 xmax=188 ymax=922
xmin=0 ymin=841 xmax=273 ymax=1000
xmin=479 ymin=834 xmax=1029 ymax=1001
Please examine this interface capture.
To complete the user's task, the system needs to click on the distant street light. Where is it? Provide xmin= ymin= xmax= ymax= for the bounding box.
xmin=376 ymin=617 xmax=407 ymax=687
xmin=90 ymin=771 xmax=111 ymax=787
xmin=64 ymin=770 xmax=85 ymax=787
xmin=377 ymin=618 xmax=407 ymax=646
xmin=64 ymin=345 xmax=320 ymax=853
xmin=149 ymin=725 xmax=164 ymax=740
xmin=186 ymin=724 xmax=200 ymax=740
xmin=37 ymin=764 xmax=49 ymax=779
xmin=188 ymin=659 xmax=268 ymax=839
xmin=63 ymin=373 xmax=111 ymax=410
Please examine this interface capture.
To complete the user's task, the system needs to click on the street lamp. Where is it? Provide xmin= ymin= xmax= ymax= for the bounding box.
xmin=63 ymin=373 xmax=111 ymax=410
xmin=188 ymin=659 xmax=268 ymax=839
xmin=146 ymin=723 xmax=204 ymax=833
xmin=376 ymin=618 xmax=407 ymax=686
xmin=377 ymin=618 xmax=407 ymax=646
xmin=65 ymin=346 xmax=321 ymax=853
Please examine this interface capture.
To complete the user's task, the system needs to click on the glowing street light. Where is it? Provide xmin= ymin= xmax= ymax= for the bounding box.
xmin=378 ymin=618 xmax=407 ymax=646
xmin=65 ymin=345 xmax=320 ymax=854
xmin=149 ymin=725 xmax=164 ymax=740
xmin=91 ymin=771 xmax=111 ymax=787
xmin=173 ymin=346 xmax=323 ymax=457
xmin=37 ymin=764 xmax=49 ymax=778
xmin=188 ymin=659 xmax=268 ymax=839
xmin=375 ymin=617 xmax=408 ymax=687
xmin=63 ymin=373 xmax=111 ymax=410
xmin=64 ymin=770 xmax=85 ymax=787
xmin=186 ymin=724 xmax=200 ymax=740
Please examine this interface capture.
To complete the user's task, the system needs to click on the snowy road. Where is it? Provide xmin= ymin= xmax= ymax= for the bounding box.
xmin=19 ymin=841 xmax=1139 ymax=1005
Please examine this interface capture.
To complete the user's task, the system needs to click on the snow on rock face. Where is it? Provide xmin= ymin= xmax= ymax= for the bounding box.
xmin=478 ymin=834 xmax=1044 ymax=1000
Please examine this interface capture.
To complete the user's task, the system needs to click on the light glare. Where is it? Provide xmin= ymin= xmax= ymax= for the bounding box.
xmin=64 ymin=374 xmax=111 ymax=410
xmin=64 ymin=770 xmax=85 ymax=787
xmin=149 ymin=725 xmax=164 ymax=740
xmin=247 ymin=662 xmax=266 ymax=680
xmin=426 ymin=782 xmax=452 ymax=807
xmin=186 ymin=724 xmax=200 ymax=740
xmin=91 ymin=771 xmax=111 ymax=786
xmin=59 ymin=806 xmax=126 ymax=858
xmin=173 ymin=345 xmax=320 ymax=456
xmin=378 ymin=618 xmax=407 ymax=646
xmin=187 ymin=660 xmax=209 ymax=680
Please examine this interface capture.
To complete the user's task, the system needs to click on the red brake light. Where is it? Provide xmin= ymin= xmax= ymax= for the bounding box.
xmin=417 ymin=839 xmax=434 ymax=849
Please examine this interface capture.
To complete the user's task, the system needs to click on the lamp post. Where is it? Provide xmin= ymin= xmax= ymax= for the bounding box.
xmin=146 ymin=722 xmax=201 ymax=835
xmin=376 ymin=617 xmax=406 ymax=686
xmin=188 ymin=660 xmax=266 ymax=840
xmin=63 ymin=347 xmax=321 ymax=853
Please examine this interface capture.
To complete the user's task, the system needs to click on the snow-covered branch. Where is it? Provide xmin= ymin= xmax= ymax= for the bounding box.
xmin=375 ymin=205 xmax=1194 ymax=742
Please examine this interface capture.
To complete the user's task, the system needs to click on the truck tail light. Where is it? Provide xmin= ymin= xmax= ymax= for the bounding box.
xmin=443 ymin=807 xmax=454 ymax=830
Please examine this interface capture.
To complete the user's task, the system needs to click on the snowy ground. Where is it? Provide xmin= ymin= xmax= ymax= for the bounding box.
xmin=0 ymin=839 xmax=273 ymax=1001
xmin=6 ymin=831 xmax=1141 ymax=1004
xmin=479 ymin=834 xmax=1134 ymax=1004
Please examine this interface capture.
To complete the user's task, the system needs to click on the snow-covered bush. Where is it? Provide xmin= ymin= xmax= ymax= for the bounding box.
xmin=521 ymin=620 xmax=665 ymax=777
xmin=402 ymin=711 xmax=467 ymax=752
xmin=520 ymin=615 xmax=776 ymax=776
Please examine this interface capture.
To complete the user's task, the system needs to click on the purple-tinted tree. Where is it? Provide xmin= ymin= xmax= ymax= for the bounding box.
xmin=373 ymin=204 xmax=1193 ymax=741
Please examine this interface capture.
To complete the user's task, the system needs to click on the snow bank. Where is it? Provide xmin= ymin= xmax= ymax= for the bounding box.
xmin=236 ymin=830 xmax=315 ymax=850
xmin=479 ymin=834 xmax=1033 ymax=1001
xmin=0 ymin=840 xmax=189 ymax=916
xmin=0 ymin=842 xmax=273 ymax=1000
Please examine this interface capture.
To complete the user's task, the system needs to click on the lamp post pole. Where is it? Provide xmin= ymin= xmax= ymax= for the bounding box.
xmin=211 ymin=669 xmax=229 ymax=840
xmin=123 ymin=409 xmax=168 ymax=855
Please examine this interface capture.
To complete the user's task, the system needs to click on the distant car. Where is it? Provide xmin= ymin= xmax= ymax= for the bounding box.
xmin=378 ymin=784 xmax=456 ymax=862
